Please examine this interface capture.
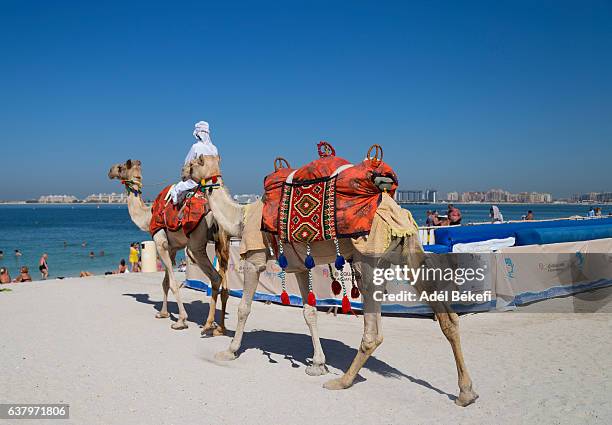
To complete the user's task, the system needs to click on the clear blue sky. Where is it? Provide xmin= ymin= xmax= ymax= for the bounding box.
xmin=1 ymin=0 xmax=610 ymax=200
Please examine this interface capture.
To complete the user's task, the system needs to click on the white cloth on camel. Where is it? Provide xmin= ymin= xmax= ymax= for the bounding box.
xmin=170 ymin=179 xmax=199 ymax=204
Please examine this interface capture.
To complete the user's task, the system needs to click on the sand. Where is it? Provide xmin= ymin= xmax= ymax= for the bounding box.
xmin=1 ymin=272 xmax=611 ymax=425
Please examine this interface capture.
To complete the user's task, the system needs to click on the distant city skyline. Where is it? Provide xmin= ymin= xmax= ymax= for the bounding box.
xmin=8 ymin=188 xmax=610 ymax=205
xmin=1 ymin=1 xmax=611 ymax=199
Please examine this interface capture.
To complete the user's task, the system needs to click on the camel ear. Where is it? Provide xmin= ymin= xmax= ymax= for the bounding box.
xmin=197 ymin=155 xmax=206 ymax=165
xmin=126 ymin=159 xmax=132 ymax=169
xmin=134 ymin=160 xmax=141 ymax=166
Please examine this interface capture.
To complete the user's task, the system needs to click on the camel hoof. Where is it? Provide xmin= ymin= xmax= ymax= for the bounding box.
xmin=323 ymin=377 xmax=352 ymax=390
xmin=201 ymin=324 xmax=216 ymax=335
xmin=155 ymin=312 xmax=170 ymax=319
xmin=214 ymin=350 xmax=237 ymax=361
xmin=212 ymin=327 xmax=226 ymax=337
xmin=455 ymin=390 xmax=479 ymax=407
xmin=171 ymin=322 xmax=188 ymax=330
xmin=306 ymin=364 xmax=329 ymax=376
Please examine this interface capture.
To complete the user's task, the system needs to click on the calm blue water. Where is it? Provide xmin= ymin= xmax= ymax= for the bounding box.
xmin=0 ymin=204 xmax=153 ymax=280
xmin=0 ymin=203 xmax=608 ymax=280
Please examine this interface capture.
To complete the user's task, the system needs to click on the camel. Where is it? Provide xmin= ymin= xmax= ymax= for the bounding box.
xmin=108 ymin=159 xmax=231 ymax=335
xmin=188 ymin=154 xmax=478 ymax=407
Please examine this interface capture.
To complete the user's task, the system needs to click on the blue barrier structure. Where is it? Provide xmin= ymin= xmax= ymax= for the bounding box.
xmin=433 ymin=217 xmax=612 ymax=249
xmin=184 ymin=277 xmax=612 ymax=315
xmin=515 ymin=224 xmax=612 ymax=246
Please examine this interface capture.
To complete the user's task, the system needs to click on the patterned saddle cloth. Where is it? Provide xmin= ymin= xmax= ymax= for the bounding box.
xmin=149 ymin=185 xmax=209 ymax=236
xmin=261 ymin=143 xmax=398 ymax=242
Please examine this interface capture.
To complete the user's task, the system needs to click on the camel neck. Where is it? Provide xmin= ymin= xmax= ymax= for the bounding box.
xmin=126 ymin=192 xmax=152 ymax=232
xmin=207 ymin=186 xmax=244 ymax=237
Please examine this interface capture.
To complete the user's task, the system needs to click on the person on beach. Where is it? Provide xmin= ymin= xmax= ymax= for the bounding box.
xmin=15 ymin=249 xmax=22 ymax=257
xmin=39 ymin=253 xmax=49 ymax=279
xmin=490 ymin=205 xmax=504 ymax=223
xmin=80 ymin=271 xmax=93 ymax=277
xmin=114 ymin=259 xmax=128 ymax=274
xmin=425 ymin=210 xmax=434 ymax=226
xmin=13 ymin=266 xmax=32 ymax=283
xmin=588 ymin=207 xmax=595 ymax=218
xmin=0 ymin=250 xmax=4 ymax=259
xmin=525 ymin=210 xmax=534 ymax=220
xmin=0 ymin=267 xmax=11 ymax=284
xmin=89 ymin=251 xmax=95 ymax=258
xmin=129 ymin=244 xmax=139 ymax=272
xmin=168 ymin=120 xmax=219 ymax=205
xmin=447 ymin=205 xmax=462 ymax=225
xmin=430 ymin=210 xmax=442 ymax=226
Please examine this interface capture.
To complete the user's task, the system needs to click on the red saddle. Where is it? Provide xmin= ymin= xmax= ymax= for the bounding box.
xmin=149 ymin=185 xmax=209 ymax=237
xmin=261 ymin=143 xmax=397 ymax=241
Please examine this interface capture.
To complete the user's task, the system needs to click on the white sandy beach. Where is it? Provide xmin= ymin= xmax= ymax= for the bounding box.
xmin=1 ymin=273 xmax=611 ymax=425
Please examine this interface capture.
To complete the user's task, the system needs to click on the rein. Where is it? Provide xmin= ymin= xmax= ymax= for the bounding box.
xmin=121 ymin=179 xmax=143 ymax=196
xmin=198 ymin=175 xmax=223 ymax=194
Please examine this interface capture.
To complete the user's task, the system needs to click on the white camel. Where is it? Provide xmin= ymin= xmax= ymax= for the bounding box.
xmin=188 ymin=155 xmax=478 ymax=407
xmin=108 ymin=159 xmax=231 ymax=335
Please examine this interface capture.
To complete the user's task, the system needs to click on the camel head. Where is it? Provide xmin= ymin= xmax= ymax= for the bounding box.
xmin=188 ymin=155 xmax=221 ymax=183
xmin=108 ymin=163 xmax=124 ymax=180
xmin=108 ymin=159 xmax=143 ymax=183
xmin=180 ymin=162 xmax=191 ymax=182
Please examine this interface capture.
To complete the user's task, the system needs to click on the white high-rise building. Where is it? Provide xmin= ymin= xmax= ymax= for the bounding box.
xmin=38 ymin=195 xmax=79 ymax=203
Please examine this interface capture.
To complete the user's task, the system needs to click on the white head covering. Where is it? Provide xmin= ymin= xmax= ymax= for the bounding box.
xmin=193 ymin=121 xmax=212 ymax=144
xmin=184 ymin=120 xmax=218 ymax=162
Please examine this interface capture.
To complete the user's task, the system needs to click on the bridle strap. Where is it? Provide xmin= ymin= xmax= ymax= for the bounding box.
xmin=121 ymin=179 xmax=143 ymax=195
xmin=198 ymin=175 xmax=223 ymax=193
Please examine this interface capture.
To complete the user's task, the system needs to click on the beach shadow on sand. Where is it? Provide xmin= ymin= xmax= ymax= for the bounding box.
xmin=123 ymin=292 xmax=456 ymax=401
xmin=122 ymin=293 xmax=214 ymax=327
xmin=239 ymin=329 xmax=456 ymax=400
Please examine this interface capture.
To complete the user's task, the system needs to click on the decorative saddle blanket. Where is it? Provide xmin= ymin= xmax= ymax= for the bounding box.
xmin=261 ymin=143 xmax=398 ymax=242
xmin=149 ymin=185 xmax=209 ymax=237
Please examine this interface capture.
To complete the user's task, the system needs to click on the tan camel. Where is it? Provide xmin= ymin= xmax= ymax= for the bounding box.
xmin=108 ymin=159 xmax=230 ymax=335
xmin=188 ymin=155 xmax=478 ymax=407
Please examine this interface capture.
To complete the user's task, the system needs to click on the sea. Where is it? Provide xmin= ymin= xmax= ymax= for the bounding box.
xmin=0 ymin=203 xmax=609 ymax=281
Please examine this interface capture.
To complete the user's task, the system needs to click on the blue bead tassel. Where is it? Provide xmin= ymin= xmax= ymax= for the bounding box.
xmin=278 ymin=254 xmax=288 ymax=269
xmin=335 ymin=254 xmax=345 ymax=270
xmin=277 ymin=237 xmax=290 ymax=305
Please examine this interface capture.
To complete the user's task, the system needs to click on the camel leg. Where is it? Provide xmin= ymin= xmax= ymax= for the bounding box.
xmin=187 ymin=225 xmax=224 ymax=335
xmin=294 ymin=271 xmax=328 ymax=376
xmin=154 ymin=231 xmax=188 ymax=330
xmin=215 ymin=249 xmax=266 ymax=361
xmin=215 ymin=270 xmax=230 ymax=337
xmin=401 ymin=234 xmax=478 ymax=406
xmin=192 ymin=254 xmax=222 ymax=334
xmin=155 ymin=270 xmax=171 ymax=319
xmin=436 ymin=312 xmax=478 ymax=406
xmin=213 ymin=230 xmax=231 ymax=337
xmin=324 ymin=259 xmax=383 ymax=390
